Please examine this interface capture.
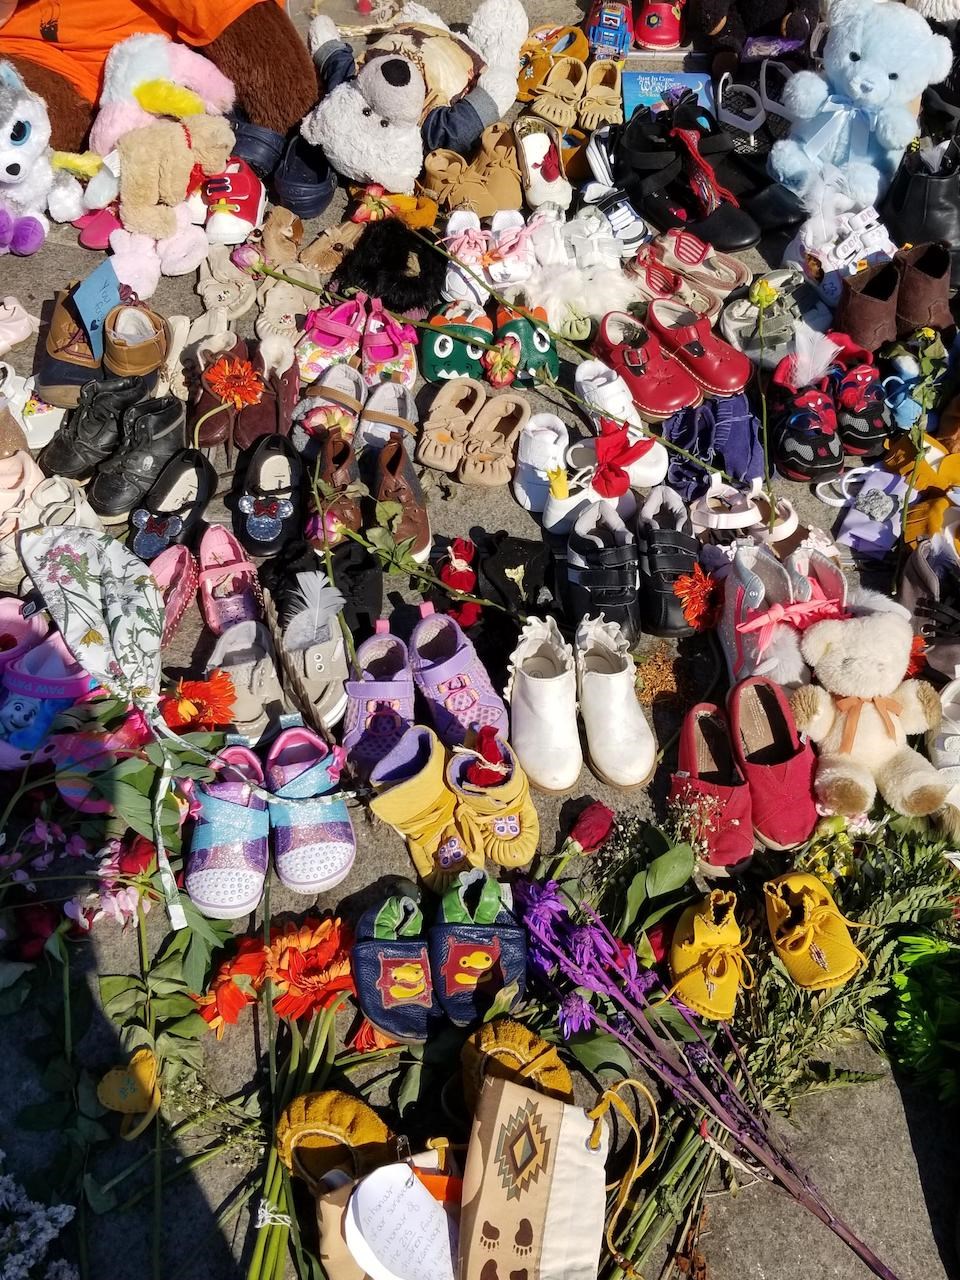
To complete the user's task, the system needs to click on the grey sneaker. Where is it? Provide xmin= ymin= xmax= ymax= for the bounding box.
xmin=206 ymin=620 xmax=287 ymax=745
xmin=265 ymin=558 xmax=348 ymax=732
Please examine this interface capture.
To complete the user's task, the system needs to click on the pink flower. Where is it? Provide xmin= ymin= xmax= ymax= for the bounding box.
xmin=231 ymin=243 xmax=264 ymax=276
xmin=64 ymin=897 xmax=95 ymax=931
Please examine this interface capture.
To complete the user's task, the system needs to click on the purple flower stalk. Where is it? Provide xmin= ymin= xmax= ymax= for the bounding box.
xmin=558 ymin=992 xmax=595 ymax=1038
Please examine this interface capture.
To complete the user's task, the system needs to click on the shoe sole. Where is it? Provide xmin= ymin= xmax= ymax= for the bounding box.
xmin=276 ymin=854 xmax=355 ymax=896
xmin=187 ymin=888 xmax=264 ymax=920
xmin=34 ymin=382 xmax=90 ymax=411
xmin=98 ymin=509 xmax=135 ymax=526
xmin=585 ymin=750 xmax=657 ymax=792
xmin=528 ymin=772 xmax=583 ymax=796
xmin=753 ymin=827 xmax=805 ymax=852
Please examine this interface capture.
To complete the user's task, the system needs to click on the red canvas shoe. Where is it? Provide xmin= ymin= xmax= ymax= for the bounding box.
xmin=593 ymin=310 xmax=701 ymax=420
xmin=669 ymin=703 xmax=753 ymax=874
xmin=727 ymin=676 xmax=817 ymax=851
xmin=634 ymin=0 xmax=683 ymax=49
xmin=201 ymin=159 xmax=268 ymax=246
xmin=646 ymin=299 xmax=752 ymax=397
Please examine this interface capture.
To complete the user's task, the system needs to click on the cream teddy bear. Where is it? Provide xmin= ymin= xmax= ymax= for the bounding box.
xmin=791 ymin=611 xmax=948 ymax=818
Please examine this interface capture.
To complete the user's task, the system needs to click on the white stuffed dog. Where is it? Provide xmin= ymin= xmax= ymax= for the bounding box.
xmin=302 ymin=0 xmax=528 ymax=194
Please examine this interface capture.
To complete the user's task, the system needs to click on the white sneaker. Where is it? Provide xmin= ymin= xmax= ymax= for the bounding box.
xmin=505 ymin=616 xmax=582 ymax=792
xmin=564 ymin=432 xmax=669 ymax=492
xmin=574 ymin=359 xmax=646 ymax=435
xmin=929 ymin=679 xmax=960 ymax=772
xmin=542 ymin=476 xmax=638 ymax=537
xmin=564 ymin=208 xmax=620 ymax=271
xmin=0 ymin=363 xmax=64 ymax=449
xmin=575 ymin=615 xmax=656 ymax=789
xmin=487 ymin=210 xmax=536 ymax=286
xmin=586 ymin=126 xmax=616 ymax=187
xmin=441 ymin=210 xmax=492 ymax=307
xmin=512 ymin=413 xmax=569 ymax=513
xmin=529 ymin=206 xmax=570 ymax=268
xmin=581 ymin=185 xmax=650 ymax=259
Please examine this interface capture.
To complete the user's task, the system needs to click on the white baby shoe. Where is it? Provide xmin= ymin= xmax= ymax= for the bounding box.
xmin=505 ymin=616 xmax=582 ymax=792
xmin=512 ymin=413 xmax=569 ymax=513
xmin=576 ymin=615 xmax=656 ymax=789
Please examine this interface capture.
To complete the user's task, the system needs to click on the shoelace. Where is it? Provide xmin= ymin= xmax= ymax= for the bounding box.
xmin=491 ymin=222 xmax=536 ymax=260
xmin=586 ymin=1079 xmax=659 ymax=1280
xmin=777 ymin=899 xmax=867 ymax=969
xmin=443 ymin=228 xmax=494 ymax=265
xmin=662 ymin=931 xmax=755 ymax=1007
xmin=737 ymin=598 xmax=844 ymax=655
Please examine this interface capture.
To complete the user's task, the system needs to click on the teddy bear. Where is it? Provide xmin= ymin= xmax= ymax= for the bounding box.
xmin=769 ymin=0 xmax=953 ymax=209
xmin=685 ymin=0 xmax=818 ymax=62
xmin=790 ymin=611 xmax=949 ymax=820
xmin=302 ymin=0 xmax=528 ymax=195
xmin=0 ymin=60 xmax=83 ymax=255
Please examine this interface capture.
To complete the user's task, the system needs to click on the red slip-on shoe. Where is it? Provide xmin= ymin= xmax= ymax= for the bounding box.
xmin=647 ymin=299 xmax=752 ymax=397
xmin=727 ymin=676 xmax=817 ymax=851
xmin=634 ymin=0 xmax=683 ymax=49
xmin=593 ymin=310 xmax=701 ymax=420
xmin=669 ymin=703 xmax=754 ymax=874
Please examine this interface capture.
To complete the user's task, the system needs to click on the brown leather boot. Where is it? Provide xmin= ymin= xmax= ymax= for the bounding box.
xmin=895 ymin=242 xmax=954 ymax=336
xmin=374 ymin=431 xmax=432 ymax=564
xmin=310 ymin=430 xmax=362 ymax=550
xmin=835 ymin=261 xmax=900 ymax=352
xmin=103 ymin=305 xmax=169 ymax=379
xmin=34 ymin=284 xmax=101 ymax=410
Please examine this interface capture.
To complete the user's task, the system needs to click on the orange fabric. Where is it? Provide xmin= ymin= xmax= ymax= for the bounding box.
xmin=0 ymin=0 xmax=282 ymax=103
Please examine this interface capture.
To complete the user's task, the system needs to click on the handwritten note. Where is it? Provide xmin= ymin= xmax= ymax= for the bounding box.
xmin=72 ymin=259 xmax=122 ymax=362
xmin=344 ymin=1163 xmax=458 ymax=1280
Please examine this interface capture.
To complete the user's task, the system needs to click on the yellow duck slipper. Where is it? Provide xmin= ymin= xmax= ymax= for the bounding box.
xmin=276 ymin=1090 xmax=396 ymax=1192
xmin=764 ymin=873 xmax=866 ymax=991
xmin=97 ymin=1048 xmax=162 ymax=1141
xmin=668 ymin=890 xmax=753 ymax=1021
xmin=461 ymin=1018 xmax=574 ymax=1111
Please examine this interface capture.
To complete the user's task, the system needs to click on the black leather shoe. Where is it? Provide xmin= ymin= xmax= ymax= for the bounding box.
xmin=236 ymin=434 xmax=304 ymax=556
xmin=39 ymin=376 xmax=150 ymax=480
xmin=636 ymin=486 xmax=698 ymax=638
xmin=129 ymin=448 xmax=217 ymax=561
xmin=89 ymin=396 xmax=185 ymax=522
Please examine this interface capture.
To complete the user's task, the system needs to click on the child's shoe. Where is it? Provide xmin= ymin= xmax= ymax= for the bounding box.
xmin=0 ymin=597 xmax=48 ymax=673
xmin=352 ymin=895 xmax=444 ymax=1042
xmin=769 ymin=347 xmax=844 ymax=482
xmin=296 ymin=294 xmax=366 ymax=387
xmin=830 ymin=352 xmax=891 ymax=458
xmin=512 ymin=413 xmax=569 ymax=513
xmin=445 ymin=728 xmax=539 ymax=869
xmin=409 ymin=605 xmax=509 ymax=748
xmin=342 ymin=621 xmax=415 ymax=779
xmin=184 ymin=746 xmax=268 ymax=919
xmin=576 ymin=615 xmax=656 ymax=788
xmin=669 ymin=704 xmax=754 ymax=875
xmin=265 ymin=726 xmax=355 ymax=894
xmin=764 ymin=873 xmax=866 ymax=991
xmin=428 ymin=869 xmax=526 ymax=1026
xmin=369 ymin=725 xmax=485 ymax=890
xmin=200 ymin=159 xmax=268 ymax=245
xmin=717 ymin=544 xmax=808 ymax=688
xmin=668 ymin=890 xmax=751 ymax=1021
xmin=505 ymin=616 xmax=582 ymax=795
xmin=441 ymin=210 xmax=493 ymax=307
xmin=361 ymin=299 xmax=418 ymax=389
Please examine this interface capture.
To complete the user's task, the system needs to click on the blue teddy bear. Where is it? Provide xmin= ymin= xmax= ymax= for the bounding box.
xmin=770 ymin=0 xmax=953 ymax=209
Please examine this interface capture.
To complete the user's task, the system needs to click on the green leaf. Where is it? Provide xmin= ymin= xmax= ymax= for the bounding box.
xmin=482 ymin=980 xmax=520 ymax=1023
xmin=151 ymin=993 xmax=200 ymax=1020
xmin=42 ymin=1056 xmax=77 ymax=1094
xmin=74 ymin=1115 xmax=110 ymax=1144
xmin=0 ymin=974 xmax=32 ymax=1016
xmin=103 ymin=986 xmax=147 ymax=1021
xmin=77 ymin=1070 xmax=106 ymax=1119
xmin=645 ymin=843 xmax=695 ymax=899
xmin=182 ymin=933 xmax=210 ymax=996
xmin=44 ymin=928 xmax=68 ymax=964
xmin=0 ymin=959 xmax=33 ymax=990
xmin=18 ymin=1095 xmax=74 ymax=1131
xmin=156 ymin=1033 xmax=204 ymax=1071
xmin=619 ymin=870 xmax=648 ymax=933
xmin=145 ymin=741 xmax=168 ymax=769
xmin=121 ymin=1024 xmax=155 ymax=1053
xmin=84 ymin=1173 xmax=119 ymax=1215
xmin=178 ymin=898 xmax=235 ymax=950
xmin=163 ymin=1011 xmax=210 ymax=1039
xmin=374 ymin=500 xmax=404 ymax=532
xmin=99 ymin=974 xmax=143 ymax=1007
xmin=566 ymin=1031 xmax=633 ymax=1077
xmin=396 ymin=1047 xmax=424 ymax=1116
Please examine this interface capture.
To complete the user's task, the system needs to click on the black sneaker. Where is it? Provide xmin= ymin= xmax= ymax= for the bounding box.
xmin=831 ymin=360 xmax=892 ymax=458
xmin=564 ymin=500 xmax=640 ymax=642
xmin=39 ymin=376 xmax=151 ymax=480
xmin=89 ymin=396 xmax=185 ymax=522
xmin=636 ymin=485 xmax=698 ymax=637
xmin=769 ymin=357 xmax=844 ymax=482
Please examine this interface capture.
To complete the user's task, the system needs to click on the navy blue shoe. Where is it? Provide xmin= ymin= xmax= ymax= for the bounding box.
xmin=352 ymin=896 xmax=444 ymax=1043
xmin=229 ymin=116 xmax=286 ymax=181
xmin=273 ymin=134 xmax=337 ymax=220
xmin=428 ymin=870 xmax=526 ymax=1028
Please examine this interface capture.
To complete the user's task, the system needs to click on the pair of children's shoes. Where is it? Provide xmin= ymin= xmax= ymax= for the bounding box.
xmin=296 ymin=292 xmax=418 ymax=390
xmin=418 ymin=379 xmax=530 ymax=486
xmin=369 ymin=723 xmax=538 ymax=890
xmin=185 ymin=724 xmax=355 ymax=919
xmin=669 ymin=875 xmax=865 ymax=1020
xmin=352 ymin=870 xmax=527 ymax=1042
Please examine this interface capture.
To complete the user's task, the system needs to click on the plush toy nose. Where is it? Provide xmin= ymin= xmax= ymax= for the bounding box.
xmin=5 ymin=163 xmax=20 ymax=176
xmin=854 ymin=78 xmax=875 ymax=94
xmin=382 ymin=58 xmax=411 ymax=88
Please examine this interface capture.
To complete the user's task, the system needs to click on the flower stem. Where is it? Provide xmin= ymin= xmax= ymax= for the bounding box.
xmin=152 ymin=1119 xmax=163 ymax=1280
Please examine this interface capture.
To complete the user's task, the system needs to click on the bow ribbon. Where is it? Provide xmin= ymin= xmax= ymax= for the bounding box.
xmin=591 ymin=428 xmax=655 ymax=498
xmin=145 ymin=515 xmax=171 ymax=536
xmin=800 ymin=94 xmax=877 ymax=165
xmin=835 ymin=693 xmax=902 ymax=755
xmin=737 ymin=598 xmax=844 ymax=656
xmin=254 ymin=497 xmax=279 ymax=518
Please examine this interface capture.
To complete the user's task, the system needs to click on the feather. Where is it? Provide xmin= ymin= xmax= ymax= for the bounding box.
xmin=282 ymin=570 xmax=346 ymax=650
xmin=791 ymin=322 xmax=843 ymax=389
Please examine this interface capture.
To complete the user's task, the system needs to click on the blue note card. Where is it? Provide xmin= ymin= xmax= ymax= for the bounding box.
xmin=71 ymin=259 xmax=122 ymax=362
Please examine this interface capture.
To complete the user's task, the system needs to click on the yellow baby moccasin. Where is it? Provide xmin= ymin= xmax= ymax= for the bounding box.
xmin=668 ymin=890 xmax=752 ymax=1021
xmin=764 ymin=872 xmax=866 ymax=991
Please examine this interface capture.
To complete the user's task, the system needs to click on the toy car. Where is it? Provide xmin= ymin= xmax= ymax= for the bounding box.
xmin=585 ymin=0 xmax=635 ymax=57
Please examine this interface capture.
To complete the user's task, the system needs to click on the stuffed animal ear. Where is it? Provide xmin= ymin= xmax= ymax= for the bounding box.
xmin=0 ymin=61 xmax=27 ymax=94
xmin=824 ymin=0 xmax=867 ymax=26
xmin=800 ymin=618 xmax=846 ymax=668
xmin=927 ymin=30 xmax=954 ymax=88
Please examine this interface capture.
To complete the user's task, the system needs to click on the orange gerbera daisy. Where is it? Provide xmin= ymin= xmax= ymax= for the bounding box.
xmin=194 ymin=936 xmax=268 ymax=1039
xmin=349 ymin=1017 xmax=398 ymax=1053
xmin=204 ymin=357 xmax=264 ymax=409
xmin=673 ymin=563 xmax=722 ymax=632
xmin=265 ymin=916 xmax=354 ymax=1021
xmin=160 ymin=669 xmax=236 ymax=729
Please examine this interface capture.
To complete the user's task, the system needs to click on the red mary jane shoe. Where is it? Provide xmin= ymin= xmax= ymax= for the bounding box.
xmin=593 ymin=310 xmax=701 ymax=420
xmin=646 ymin=299 xmax=752 ymax=397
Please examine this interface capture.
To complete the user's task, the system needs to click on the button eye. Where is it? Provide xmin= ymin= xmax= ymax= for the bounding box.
xmin=362 ymin=106 xmax=372 ymax=117
xmin=849 ymin=51 xmax=860 ymax=61
xmin=10 ymin=120 xmax=30 ymax=145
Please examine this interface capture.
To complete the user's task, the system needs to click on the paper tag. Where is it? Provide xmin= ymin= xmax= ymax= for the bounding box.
xmin=344 ymin=1164 xmax=457 ymax=1280
xmin=72 ymin=259 xmax=122 ymax=362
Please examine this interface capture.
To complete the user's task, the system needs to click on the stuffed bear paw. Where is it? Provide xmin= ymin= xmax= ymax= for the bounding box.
xmin=874 ymin=108 xmax=919 ymax=153
xmin=782 ymin=69 xmax=829 ymax=119
xmin=790 ymin=683 xmax=823 ymax=733
xmin=769 ymin=138 xmax=818 ymax=196
xmin=109 ymin=229 xmax=162 ymax=299
xmin=308 ymin=15 xmax=339 ymax=55
xmin=916 ymin=679 xmax=943 ymax=731
xmin=842 ymin=160 xmax=882 ymax=209
xmin=47 ymin=175 xmax=84 ymax=225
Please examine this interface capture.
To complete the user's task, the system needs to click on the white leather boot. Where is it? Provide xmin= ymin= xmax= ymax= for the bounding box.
xmin=576 ymin=615 xmax=656 ymax=789
xmin=505 ymin=616 xmax=582 ymax=792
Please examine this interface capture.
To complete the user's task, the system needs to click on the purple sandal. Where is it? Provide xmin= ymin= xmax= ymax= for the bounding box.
xmin=342 ymin=619 xmax=415 ymax=778
xmin=185 ymin=746 xmax=269 ymax=920
xmin=409 ymin=604 xmax=508 ymax=747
